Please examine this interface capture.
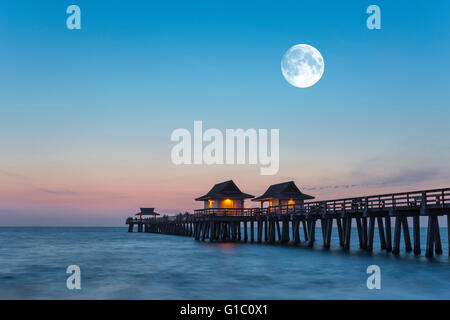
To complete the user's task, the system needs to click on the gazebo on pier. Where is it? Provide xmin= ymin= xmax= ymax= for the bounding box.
xmin=195 ymin=180 xmax=254 ymax=210
xmin=135 ymin=208 xmax=160 ymax=220
xmin=252 ymin=181 xmax=314 ymax=209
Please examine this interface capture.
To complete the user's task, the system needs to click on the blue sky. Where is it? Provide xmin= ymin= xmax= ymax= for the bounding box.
xmin=0 ymin=0 xmax=449 ymax=225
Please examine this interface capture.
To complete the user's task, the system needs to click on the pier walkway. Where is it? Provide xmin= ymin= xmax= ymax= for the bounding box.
xmin=126 ymin=187 xmax=450 ymax=257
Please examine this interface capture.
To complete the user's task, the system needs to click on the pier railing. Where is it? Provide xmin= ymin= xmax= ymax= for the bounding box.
xmin=193 ymin=187 xmax=450 ymax=217
xmin=125 ymin=188 xmax=450 ymax=220
xmin=305 ymin=187 xmax=450 ymax=213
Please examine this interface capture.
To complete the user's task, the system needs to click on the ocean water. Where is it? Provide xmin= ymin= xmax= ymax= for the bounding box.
xmin=0 ymin=227 xmax=448 ymax=300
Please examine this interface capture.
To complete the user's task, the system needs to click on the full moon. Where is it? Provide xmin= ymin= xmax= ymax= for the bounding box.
xmin=281 ymin=44 xmax=324 ymax=88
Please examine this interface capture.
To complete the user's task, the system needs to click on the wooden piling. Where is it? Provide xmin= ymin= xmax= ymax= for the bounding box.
xmin=325 ymin=219 xmax=332 ymax=249
xmin=293 ymin=219 xmax=301 ymax=244
xmin=336 ymin=217 xmax=343 ymax=247
xmin=426 ymin=216 xmax=435 ymax=257
xmin=356 ymin=217 xmax=363 ymax=249
xmin=276 ymin=219 xmax=281 ymax=241
xmin=401 ymin=217 xmax=412 ymax=252
xmin=367 ymin=217 xmax=375 ymax=252
xmin=448 ymin=214 xmax=450 ymax=256
xmin=413 ymin=215 xmax=421 ymax=255
xmin=302 ymin=220 xmax=308 ymax=241
xmin=264 ymin=219 xmax=268 ymax=242
xmin=385 ymin=217 xmax=392 ymax=252
xmin=377 ymin=217 xmax=386 ymax=250
xmin=362 ymin=217 xmax=368 ymax=250
xmin=434 ymin=217 xmax=442 ymax=254
xmin=270 ymin=219 xmax=276 ymax=243
xmin=281 ymin=218 xmax=290 ymax=244
xmin=257 ymin=219 xmax=262 ymax=243
xmin=244 ymin=221 xmax=248 ymax=242
xmin=308 ymin=219 xmax=316 ymax=248
xmin=344 ymin=217 xmax=351 ymax=251
xmin=392 ymin=216 xmax=401 ymax=255
xmin=209 ymin=221 xmax=215 ymax=242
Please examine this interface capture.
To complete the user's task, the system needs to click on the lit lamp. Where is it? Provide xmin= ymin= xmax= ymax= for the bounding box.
xmin=380 ymin=201 xmax=385 ymax=207
xmin=435 ymin=196 xmax=440 ymax=204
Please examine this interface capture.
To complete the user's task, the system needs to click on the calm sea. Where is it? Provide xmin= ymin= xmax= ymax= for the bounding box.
xmin=0 ymin=227 xmax=448 ymax=299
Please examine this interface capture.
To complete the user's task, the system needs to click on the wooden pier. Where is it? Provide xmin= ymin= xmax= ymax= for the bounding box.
xmin=126 ymin=187 xmax=450 ymax=257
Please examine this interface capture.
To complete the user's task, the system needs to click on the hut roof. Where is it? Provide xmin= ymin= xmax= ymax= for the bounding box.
xmin=135 ymin=208 xmax=160 ymax=216
xmin=252 ymin=181 xmax=314 ymax=201
xmin=195 ymin=180 xmax=254 ymax=201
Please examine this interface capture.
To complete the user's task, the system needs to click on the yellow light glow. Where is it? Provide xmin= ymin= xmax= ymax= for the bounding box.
xmin=223 ymin=199 xmax=233 ymax=208
xmin=288 ymin=199 xmax=295 ymax=205
xmin=208 ymin=200 xmax=214 ymax=208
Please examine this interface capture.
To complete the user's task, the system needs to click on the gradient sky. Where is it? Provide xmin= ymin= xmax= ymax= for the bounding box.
xmin=1 ymin=0 xmax=449 ymax=225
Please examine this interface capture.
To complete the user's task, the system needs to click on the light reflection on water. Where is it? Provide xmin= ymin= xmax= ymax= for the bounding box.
xmin=0 ymin=227 xmax=448 ymax=299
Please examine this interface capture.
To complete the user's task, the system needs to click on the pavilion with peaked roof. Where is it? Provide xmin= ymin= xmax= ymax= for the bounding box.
xmin=135 ymin=208 xmax=160 ymax=220
xmin=195 ymin=180 xmax=254 ymax=209
xmin=252 ymin=181 xmax=314 ymax=208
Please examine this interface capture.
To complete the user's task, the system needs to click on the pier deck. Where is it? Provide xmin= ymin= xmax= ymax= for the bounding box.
xmin=126 ymin=187 xmax=450 ymax=257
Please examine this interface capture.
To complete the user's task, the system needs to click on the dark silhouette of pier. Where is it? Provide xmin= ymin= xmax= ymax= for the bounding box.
xmin=126 ymin=187 xmax=450 ymax=257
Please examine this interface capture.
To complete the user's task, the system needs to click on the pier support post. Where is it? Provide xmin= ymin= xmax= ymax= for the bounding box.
xmin=307 ymin=219 xmax=316 ymax=248
xmin=385 ymin=217 xmax=392 ymax=252
xmin=402 ymin=217 xmax=412 ymax=252
xmin=392 ymin=217 xmax=401 ymax=255
xmin=320 ymin=218 xmax=327 ymax=246
xmin=244 ymin=221 xmax=248 ymax=242
xmin=362 ymin=217 xmax=368 ymax=250
xmin=413 ymin=215 xmax=421 ymax=255
xmin=137 ymin=223 xmax=143 ymax=233
xmin=302 ymin=220 xmax=308 ymax=241
xmin=201 ymin=222 xmax=207 ymax=242
xmin=195 ymin=222 xmax=200 ymax=240
xmin=336 ymin=217 xmax=343 ymax=247
xmin=293 ymin=219 xmax=300 ymax=244
xmin=426 ymin=216 xmax=435 ymax=257
xmin=377 ymin=217 xmax=386 ymax=250
xmin=128 ymin=223 xmax=134 ymax=232
xmin=250 ymin=220 xmax=254 ymax=243
xmin=343 ymin=217 xmax=351 ymax=251
xmin=209 ymin=220 xmax=215 ymax=243
xmin=264 ymin=219 xmax=268 ymax=242
xmin=356 ymin=217 xmax=363 ymax=249
xmin=238 ymin=222 xmax=241 ymax=242
xmin=434 ymin=217 xmax=443 ymax=254
xmin=325 ymin=219 xmax=332 ymax=249
xmin=448 ymin=214 xmax=450 ymax=256
xmin=270 ymin=219 xmax=276 ymax=243
xmin=367 ymin=217 xmax=375 ymax=252
xmin=281 ymin=217 xmax=290 ymax=244
xmin=257 ymin=219 xmax=262 ymax=243
xmin=276 ymin=219 xmax=282 ymax=242
xmin=231 ymin=222 xmax=236 ymax=242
